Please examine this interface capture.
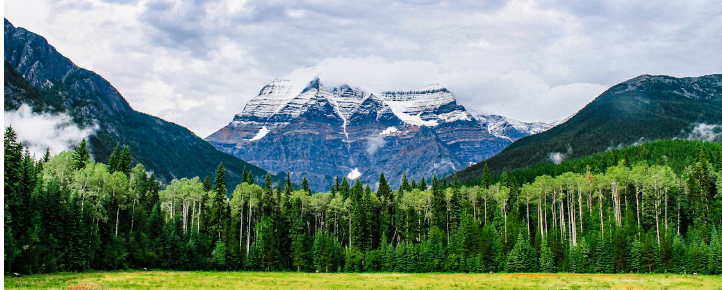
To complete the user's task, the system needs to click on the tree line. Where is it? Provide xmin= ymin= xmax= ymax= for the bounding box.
xmin=4 ymin=126 xmax=722 ymax=274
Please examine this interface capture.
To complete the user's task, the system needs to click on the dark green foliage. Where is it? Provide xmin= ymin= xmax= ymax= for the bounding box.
xmin=4 ymin=126 xmax=721 ymax=274
xmin=458 ymin=74 xmax=722 ymax=181
xmin=72 ymin=138 xmax=90 ymax=170
xmin=539 ymin=237 xmax=554 ymax=272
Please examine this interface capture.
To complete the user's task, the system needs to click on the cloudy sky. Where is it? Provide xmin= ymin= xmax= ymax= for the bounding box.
xmin=5 ymin=0 xmax=721 ymax=137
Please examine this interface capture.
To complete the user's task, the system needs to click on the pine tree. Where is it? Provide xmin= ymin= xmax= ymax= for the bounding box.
xmin=401 ymin=174 xmax=410 ymax=193
xmin=72 ymin=138 xmax=91 ymax=170
xmin=211 ymin=239 xmax=227 ymax=270
xmin=119 ymin=146 xmax=132 ymax=175
xmin=108 ymin=145 xmax=120 ymax=173
xmin=378 ymin=173 xmax=393 ymax=242
xmin=340 ymin=178 xmax=350 ymax=200
xmin=595 ymin=237 xmax=615 ymax=273
xmin=203 ymin=176 xmax=212 ymax=192
xmin=208 ymin=163 xmax=229 ymax=241
xmin=350 ymin=180 xmax=366 ymax=250
xmin=4 ymin=126 xmax=23 ymax=273
xmin=629 ymin=237 xmax=643 ymax=273
xmin=302 ymin=176 xmax=311 ymax=193
xmin=42 ymin=148 xmax=51 ymax=163
xmin=707 ymin=227 xmax=722 ymax=274
xmin=482 ymin=163 xmax=491 ymax=189
xmin=431 ymin=175 xmax=446 ymax=234
xmin=241 ymin=167 xmax=249 ymax=184
xmin=505 ymin=233 xmax=531 ymax=272
xmin=539 ymin=237 xmax=554 ymax=272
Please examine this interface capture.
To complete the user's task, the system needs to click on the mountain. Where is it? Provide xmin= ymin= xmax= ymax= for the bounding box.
xmin=456 ymin=73 xmax=722 ymax=182
xmin=4 ymin=19 xmax=272 ymax=186
xmin=206 ymin=78 xmax=553 ymax=190
xmin=478 ymin=114 xmax=558 ymax=141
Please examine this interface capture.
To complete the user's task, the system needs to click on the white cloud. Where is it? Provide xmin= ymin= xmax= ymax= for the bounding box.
xmin=5 ymin=0 xmax=721 ymax=137
xmin=366 ymin=135 xmax=386 ymax=156
xmin=687 ymin=123 xmax=722 ymax=142
xmin=4 ymin=105 xmax=98 ymax=157
xmin=548 ymin=144 xmax=573 ymax=165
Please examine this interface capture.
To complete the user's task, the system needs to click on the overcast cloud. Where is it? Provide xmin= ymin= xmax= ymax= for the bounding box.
xmin=5 ymin=0 xmax=721 ymax=137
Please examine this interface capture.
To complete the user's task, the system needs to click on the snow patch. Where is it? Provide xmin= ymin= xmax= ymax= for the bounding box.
xmin=386 ymin=106 xmax=439 ymax=127
xmin=379 ymin=127 xmax=399 ymax=136
xmin=347 ymin=168 xmax=362 ymax=180
xmin=438 ymin=111 xmax=472 ymax=123
xmin=249 ymin=126 xmax=270 ymax=141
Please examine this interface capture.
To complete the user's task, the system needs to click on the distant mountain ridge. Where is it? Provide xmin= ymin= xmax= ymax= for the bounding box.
xmin=456 ymin=73 xmax=722 ymax=182
xmin=3 ymin=19 xmax=272 ymax=186
xmin=206 ymin=78 xmax=554 ymax=190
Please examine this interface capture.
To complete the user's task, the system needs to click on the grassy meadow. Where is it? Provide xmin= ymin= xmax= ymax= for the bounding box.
xmin=4 ymin=271 xmax=722 ymax=290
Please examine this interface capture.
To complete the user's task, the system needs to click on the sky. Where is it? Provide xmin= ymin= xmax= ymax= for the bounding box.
xmin=5 ymin=0 xmax=722 ymax=137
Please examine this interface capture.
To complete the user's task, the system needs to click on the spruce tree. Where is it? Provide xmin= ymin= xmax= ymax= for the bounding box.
xmin=72 ymin=138 xmax=91 ymax=170
xmin=482 ymin=163 xmax=491 ymax=189
xmin=208 ymin=163 xmax=229 ymax=241
xmin=340 ymin=178 xmax=350 ymax=200
xmin=629 ymin=237 xmax=643 ymax=273
xmin=431 ymin=175 xmax=446 ymax=233
xmin=108 ymin=145 xmax=120 ymax=173
xmin=539 ymin=237 xmax=554 ymax=272
xmin=119 ymin=146 xmax=132 ymax=175
xmin=42 ymin=148 xmax=51 ymax=163
xmin=302 ymin=176 xmax=311 ymax=193
xmin=203 ymin=176 xmax=212 ymax=192
xmin=400 ymin=174 xmax=410 ymax=192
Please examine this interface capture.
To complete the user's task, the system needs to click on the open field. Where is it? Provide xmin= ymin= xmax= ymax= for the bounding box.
xmin=4 ymin=271 xmax=722 ymax=290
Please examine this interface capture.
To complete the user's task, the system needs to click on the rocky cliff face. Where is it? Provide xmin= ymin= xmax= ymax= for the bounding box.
xmin=206 ymin=78 xmax=553 ymax=190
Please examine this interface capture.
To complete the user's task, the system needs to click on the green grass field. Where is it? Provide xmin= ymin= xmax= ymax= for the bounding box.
xmin=4 ymin=271 xmax=722 ymax=289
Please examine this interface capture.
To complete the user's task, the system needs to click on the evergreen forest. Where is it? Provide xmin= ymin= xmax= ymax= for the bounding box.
xmin=5 ymin=126 xmax=722 ymax=275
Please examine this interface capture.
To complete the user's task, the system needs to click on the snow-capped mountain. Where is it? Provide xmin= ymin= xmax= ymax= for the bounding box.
xmin=206 ymin=78 xmax=552 ymax=190
xmin=478 ymin=114 xmax=557 ymax=141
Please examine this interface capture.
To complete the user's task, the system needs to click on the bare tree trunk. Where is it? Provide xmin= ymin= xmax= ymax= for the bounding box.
xmin=538 ymin=198 xmax=543 ymax=239
xmin=664 ymin=189 xmax=668 ymax=232
xmin=635 ymin=185 xmax=641 ymax=232
xmin=578 ymin=187 xmax=583 ymax=235
xmin=115 ymin=206 xmax=120 ymax=236
xmin=599 ymin=188 xmax=604 ymax=239
xmin=526 ymin=195 xmax=530 ymax=237
xmin=130 ymin=199 xmax=136 ymax=233
xmin=240 ymin=198 xmax=244 ymax=256
xmin=246 ymin=201 xmax=252 ymax=257
xmin=484 ymin=197 xmax=487 ymax=226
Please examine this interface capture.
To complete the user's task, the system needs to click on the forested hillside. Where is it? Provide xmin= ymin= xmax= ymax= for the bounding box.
xmin=457 ymin=74 xmax=722 ymax=182
xmin=4 ymin=19 xmax=272 ymax=187
xmin=5 ymin=126 xmax=722 ymax=274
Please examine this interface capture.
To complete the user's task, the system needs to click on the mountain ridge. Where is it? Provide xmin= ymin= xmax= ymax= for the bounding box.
xmin=455 ymin=73 xmax=722 ymax=182
xmin=206 ymin=78 xmax=553 ymax=190
xmin=4 ymin=18 xmax=274 ymax=186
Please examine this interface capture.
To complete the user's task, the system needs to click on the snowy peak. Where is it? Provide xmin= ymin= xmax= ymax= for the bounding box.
xmin=237 ymin=79 xmax=297 ymax=119
xmin=479 ymin=114 xmax=556 ymax=141
xmin=234 ymin=79 xmax=470 ymax=128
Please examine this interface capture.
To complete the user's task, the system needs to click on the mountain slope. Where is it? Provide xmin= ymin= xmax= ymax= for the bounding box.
xmin=206 ymin=78 xmax=553 ymax=190
xmin=4 ymin=19 xmax=272 ymax=186
xmin=456 ymin=74 xmax=722 ymax=182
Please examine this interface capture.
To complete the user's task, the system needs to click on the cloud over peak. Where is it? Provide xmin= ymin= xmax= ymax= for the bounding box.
xmin=5 ymin=0 xmax=721 ymax=137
